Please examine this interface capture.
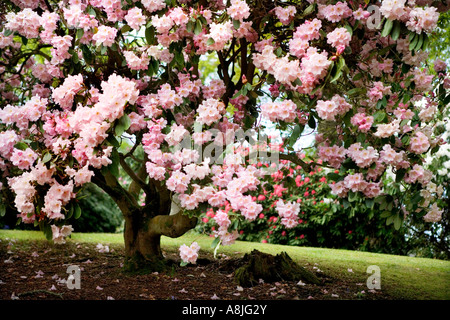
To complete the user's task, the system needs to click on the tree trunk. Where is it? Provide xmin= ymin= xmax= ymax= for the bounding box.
xmin=122 ymin=208 xmax=198 ymax=273
xmin=92 ymin=169 xmax=197 ymax=273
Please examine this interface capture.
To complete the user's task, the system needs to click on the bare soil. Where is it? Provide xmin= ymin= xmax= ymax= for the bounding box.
xmin=0 ymin=238 xmax=392 ymax=301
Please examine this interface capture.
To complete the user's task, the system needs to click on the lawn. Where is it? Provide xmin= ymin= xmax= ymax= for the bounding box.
xmin=1 ymin=229 xmax=449 ymax=300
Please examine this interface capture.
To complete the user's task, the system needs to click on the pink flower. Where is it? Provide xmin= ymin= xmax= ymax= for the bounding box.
xmin=196 ymin=98 xmax=226 ymax=126
xmin=125 ymin=7 xmax=146 ymax=30
xmin=179 ymin=242 xmax=200 ymax=264
xmin=261 ymin=100 xmax=297 ymax=123
xmin=142 ymin=0 xmax=166 ymax=13
xmin=10 ymin=148 xmax=38 ymax=170
xmin=406 ymin=7 xmax=439 ymax=34
xmin=274 ymin=6 xmax=296 ymax=25
xmin=92 ymin=26 xmax=117 ymax=47
xmin=351 ymin=113 xmax=374 ymax=132
xmin=51 ymin=225 xmax=74 ymax=244
xmin=409 ymin=131 xmax=430 ymax=154
xmin=227 ymin=0 xmax=250 ymax=22
xmin=275 ymin=199 xmax=300 ymax=228
xmin=327 ymin=27 xmax=351 ymax=49
xmin=316 ymin=95 xmax=351 ymax=121
xmin=214 ymin=210 xmax=231 ymax=228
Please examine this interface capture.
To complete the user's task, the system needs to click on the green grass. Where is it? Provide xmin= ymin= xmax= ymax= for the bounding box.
xmin=1 ymin=229 xmax=449 ymax=300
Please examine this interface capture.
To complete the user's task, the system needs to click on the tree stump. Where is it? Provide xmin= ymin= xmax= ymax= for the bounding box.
xmin=234 ymin=250 xmax=321 ymax=287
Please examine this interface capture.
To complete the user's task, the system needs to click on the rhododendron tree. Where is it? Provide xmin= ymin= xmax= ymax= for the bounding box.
xmin=0 ymin=0 xmax=448 ymax=271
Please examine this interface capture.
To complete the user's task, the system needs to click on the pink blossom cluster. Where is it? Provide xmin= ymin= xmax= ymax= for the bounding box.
xmin=65 ymin=163 xmax=95 ymax=187
xmin=8 ymin=172 xmax=37 ymax=219
xmin=330 ymin=174 xmax=381 ymax=198
xmin=288 ymin=19 xmax=322 ymax=59
xmin=5 ymin=8 xmax=41 ymax=38
xmin=0 ymin=130 xmax=20 ymax=159
xmin=409 ymin=131 xmax=430 ymax=154
xmin=52 ymin=74 xmax=84 ymax=110
xmin=123 ymin=51 xmax=150 ymax=70
xmin=318 ymin=145 xmax=346 ymax=168
xmin=92 ymin=25 xmax=117 ymax=47
xmin=0 ymin=95 xmax=47 ymax=129
xmin=274 ymin=6 xmax=296 ymax=25
xmin=10 ymin=148 xmax=38 ymax=170
xmin=347 ymin=143 xmax=379 ymax=168
xmin=51 ymin=35 xmax=73 ymax=65
xmin=164 ymin=123 xmax=188 ymax=146
xmin=380 ymin=0 xmax=408 ymax=20
xmin=69 ymin=74 xmax=139 ymax=163
xmin=406 ymin=6 xmax=439 ymax=33
xmin=63 ymin=5 xmax=98 ymax=31
xmin=141 ymin=0 xmax=166 ymax=13
xmin=379 ymin=144 xmax=408 ymax=167
xmin=260 ymin=100 xmax=297 ymax=123
xmin=374 ymin=120 xmax=400 ymax=138
xmin=316 ymin=95 xmax=351 ymax=121
xmin=300 ymin=48 xmax=332 ymax=85
xmin=253 ymin=46 xmax=302 ymax=85
xmin=351 ymin=113 xmax=374 ymax=132
xmin=125 ymin=7 xmax=146 ymax=30
xmin=51 ymin=225 xmax=74 ymax=244
xmin=196 ymin=98 xmax=226 ymax=126
xmin=275 ymin=199 xmax=300 ymax=228
xmin=404 ymin=164 xmax=432 ymax=185
xmin=227 ymin=0 xmax=250 ymax=22
xmin=42 ymin=181 xmax=75 ymax=220
xmin=179 ymin=242 xmax=200 ymax=264
xmin=208 ymin=21 xmax=234 ymax=50
xmin=368 ymin=82 xmax=391 ymax=103
xmin=327 ymin=27 xmax=352 ymax=51
xmin=202 ymin=79 xmax=226 ymax=100
xmin=157 ymin=84 xmax=183 ymax=110
xmin=318 ymin=1 xmax=352 ymax=23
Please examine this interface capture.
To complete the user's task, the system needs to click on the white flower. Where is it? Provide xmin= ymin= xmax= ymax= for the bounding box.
xmin=211 ymin=294 xmax=220 ymax=300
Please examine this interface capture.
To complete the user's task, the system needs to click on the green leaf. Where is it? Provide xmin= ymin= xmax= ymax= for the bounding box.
xmin=373 ymin=110 xmax=386 ymax=123
xmin=348 ymin=191 xmax=358 ymax=202
xmin=365 ymin=198 xmax=374 ymax=209
xmin=194 ymin=19 xmax=202 ymax=35
xmin=308 ymin=115 xmax=316 ymax=129
xmin=121 ymin=25 xmax=132 ymax=34
xmin=76 ymin=28 xmax=84 ymax=40
xmin=409 ymin=34 xmax=419 ymax=50
xmin=391 ymin=20 xmax=401 ymax=41
xmin=288 ymin=124 xmax=302 ymax=148
xmin=415 ymin=33 xmax=424 ymax=51
xmin=211 ymin=236 xmax=220 ymax=248
xmin=145 ymin=26 xmax=155 ymax=45
xmin=330 ymin=57 xmax=345 ymax=83
xmin=233 ymin=19 xmax=240 ymax=30
xmin=206 ymin=37 xmax=215 ymax=46
xmin=4 ymin=29 xmax=14 ymax=37
xmin=381 ymin=19 xmax=394 ymax=37
xmin=386 ymin=215 xmax=394 ymax=226
xmin=0 ymin=203 xmax=5 ymax=217
xmin=81 ymin=45 xmax=94 ymax=65
xmin=395 ymin=168 xmax=406 ymax=183
xmin=115 ymin=114 xmax=131 ymax=136
xmin=106 ymin=135 xmax=120 ymax=148
xmin=42 ymin=152 xmax=52 ymax=164
xmin=393 ymin=214 xmax=402 ymax=230
xmin=74 ymin=203 xmax=82 ymax=219
xmin=14 ymin=142 xmax=28 ymax=150
xmin=180 ymin=261 xmax=188 ymax=267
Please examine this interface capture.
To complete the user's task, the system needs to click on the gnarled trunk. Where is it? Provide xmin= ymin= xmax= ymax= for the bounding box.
xmin=92 ymin=165 xmax=197 ymax=272
xmin=123 ymin=209 xmax=197 ymax=272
